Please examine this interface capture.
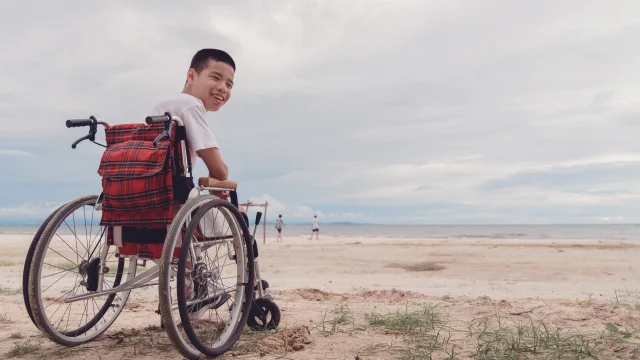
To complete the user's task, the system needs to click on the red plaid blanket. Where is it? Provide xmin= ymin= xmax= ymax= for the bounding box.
xmin=98 ymin=123 xmax=184 ymax=228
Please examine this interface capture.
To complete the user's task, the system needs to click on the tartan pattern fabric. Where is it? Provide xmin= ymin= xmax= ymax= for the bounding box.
xmin=98 ymin=123 xmax=187 ymax=228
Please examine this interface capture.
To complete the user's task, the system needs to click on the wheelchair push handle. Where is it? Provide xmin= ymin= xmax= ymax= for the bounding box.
xmin=145 ymin=112 xmax=172 ymax=125
xmin=66 ymin=117 xmax=96 ymax=128
xmin=65 ymin=116 xmax=106 ymax=149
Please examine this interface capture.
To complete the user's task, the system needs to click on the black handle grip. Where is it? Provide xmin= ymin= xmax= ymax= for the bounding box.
xmin=66 ymin=119 xmax=94 ymax=128
xmin=145 ymin=112 xmax=172 ymax=125
xmin=255 ymin=212 xmax=262 ymax=226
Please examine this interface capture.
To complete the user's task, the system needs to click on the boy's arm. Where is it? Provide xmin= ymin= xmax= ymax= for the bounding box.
xmin=182 ymin=105 xmax=228 ymax=180
xmin=197 ymin=148 xmax=228 ymax=180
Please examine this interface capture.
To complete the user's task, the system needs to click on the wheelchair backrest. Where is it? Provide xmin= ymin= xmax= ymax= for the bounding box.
xmin=97 ymin=122 xmax=193 ymax=229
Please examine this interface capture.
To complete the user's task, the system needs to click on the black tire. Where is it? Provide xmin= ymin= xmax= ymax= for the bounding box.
xmin=29 ymin=195 xmax=131 ymax=346
xmin=177 ymin=199 xmax=255 ymax=358
xmin=159 ymin=194 xmax=219 ymax=360
xmin=23 ymin=205 xmax=63 ymax=327
xmin=247 ymin=298 xmax=281 ymax=331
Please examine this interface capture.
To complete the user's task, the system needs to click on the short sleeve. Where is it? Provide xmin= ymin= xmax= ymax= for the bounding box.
xmin=182 ymin=105 xmax=219 ymax=153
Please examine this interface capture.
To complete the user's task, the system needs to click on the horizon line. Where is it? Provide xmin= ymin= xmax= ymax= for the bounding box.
xmin=1 ymin=221 xmax=639 ymax=227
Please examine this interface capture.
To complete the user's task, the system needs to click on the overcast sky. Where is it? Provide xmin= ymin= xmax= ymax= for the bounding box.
xmin=1 ymin=0 xmax=640 ymax=225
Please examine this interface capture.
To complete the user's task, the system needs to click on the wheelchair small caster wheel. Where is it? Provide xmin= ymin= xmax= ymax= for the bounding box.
xmin=247 ymin=297 xmax=280 ymax=331
xmin=254 ymin=279 xmax=269 ymax=291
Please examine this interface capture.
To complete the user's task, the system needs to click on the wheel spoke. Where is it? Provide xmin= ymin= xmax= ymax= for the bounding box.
xmin=54 ymin=232 xmax=86 ymax=263
xmin=41 ymin=267 xmax=77 ymax=294
xmin=47 ymin=247 xmax=79 ymax=267
xmin=31 ymin=196 xmax=134 ymax=345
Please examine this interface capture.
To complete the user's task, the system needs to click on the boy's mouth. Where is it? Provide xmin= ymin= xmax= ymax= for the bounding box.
xmin=212 ymin=94 xmax=225 ymax=102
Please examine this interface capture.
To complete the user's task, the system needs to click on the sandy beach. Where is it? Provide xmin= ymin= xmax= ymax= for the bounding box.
xmin=1 ymin=233 xmax=640 ymax=359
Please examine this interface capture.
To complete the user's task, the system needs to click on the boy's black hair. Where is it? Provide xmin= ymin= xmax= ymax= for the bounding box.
xmin=190 ymin=48 xmax=236 ymax=73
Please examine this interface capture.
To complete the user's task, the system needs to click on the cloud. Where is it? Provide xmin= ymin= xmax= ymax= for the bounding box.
xmin=0 ymin=149 xmax=33 ymax=157
xmin=243 ymin=193 xmax=370 ymax=223
xmin=599 ymin=217 xmax=627 ymax=222
xmin=244 ymin=194 xmax=317 ymax=222
xmin=2 ymin=1 xmax=640 ymax=224
xmin=0 ymin=202 xmax=61 ymax=222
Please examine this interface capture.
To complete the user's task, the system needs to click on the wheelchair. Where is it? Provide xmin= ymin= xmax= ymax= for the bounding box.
xmin=22 ymin=113 xmax=280 ymax=359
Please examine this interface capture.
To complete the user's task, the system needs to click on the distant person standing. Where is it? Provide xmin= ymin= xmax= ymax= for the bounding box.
xmin=310 ymin=215 xmax=320 ymax=240
xmin=275 ymin=214 xmax=285 ymax=243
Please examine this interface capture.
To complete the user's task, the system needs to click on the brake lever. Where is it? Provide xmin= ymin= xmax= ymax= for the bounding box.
xmin=69 ymin=117 xmax=99 ymax=149
xmin=72 ymin=134 xmax=92 ymax=149
xmin=153 ymin=131 xmax=169 ymax=147
xmin=152 ymin=121 xmax=174 ymax=147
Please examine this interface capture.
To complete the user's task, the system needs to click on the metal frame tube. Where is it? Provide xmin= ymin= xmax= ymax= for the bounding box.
xmin=63 ymin=265 xmax=160 ymax=303
xmin=170 ymin=285 xmax=237 ymax=311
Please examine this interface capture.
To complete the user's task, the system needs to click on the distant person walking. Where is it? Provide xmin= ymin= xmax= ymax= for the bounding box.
xmin=275 ymin=214 xmax=285 ymax=243
xmin=310 ymin=215 xmax=320 ymax=240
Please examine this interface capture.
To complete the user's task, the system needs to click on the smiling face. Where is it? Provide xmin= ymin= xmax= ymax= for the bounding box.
xmin=185 ymin=59 xmax=235 ymax=112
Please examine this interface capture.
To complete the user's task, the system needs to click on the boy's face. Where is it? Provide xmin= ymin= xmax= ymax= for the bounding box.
xmin=187 ymin=59 xmax=235 ymax=112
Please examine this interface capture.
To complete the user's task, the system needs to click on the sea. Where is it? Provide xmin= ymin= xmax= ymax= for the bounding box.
xmin=3 ymin=224 xmax=640 ymax=241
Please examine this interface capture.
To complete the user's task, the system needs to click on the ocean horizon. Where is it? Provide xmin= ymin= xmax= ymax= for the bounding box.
xmin=4 ymin=223 xmax=640 ymax=241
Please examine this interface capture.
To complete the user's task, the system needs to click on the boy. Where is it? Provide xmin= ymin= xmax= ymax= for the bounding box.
xmin=148 ymin=48 xmax=236 ymax=319
xmin=148 ymin=48 xmax=235 ymax=181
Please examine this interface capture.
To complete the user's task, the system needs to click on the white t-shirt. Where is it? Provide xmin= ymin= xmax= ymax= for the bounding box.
xmin=312 ymin=218 xmax=320 ymax=229
xmin=148 ymin=93 xmax=218 ymax=169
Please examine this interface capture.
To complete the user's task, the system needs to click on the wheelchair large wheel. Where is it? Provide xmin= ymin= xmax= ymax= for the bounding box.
xmin=177 ymin=199 xmax=255 ymax=357
xmin=28 ymin=195 xmax=137 ymax=346
xmin=159 ymin=195 xmax=255 ymax=359
xmin=23 ymin=205 xmax=63 ymax=327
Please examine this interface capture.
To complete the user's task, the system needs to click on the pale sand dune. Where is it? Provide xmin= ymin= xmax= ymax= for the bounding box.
xmin=1 ymin=233 xmax=639 ymax=359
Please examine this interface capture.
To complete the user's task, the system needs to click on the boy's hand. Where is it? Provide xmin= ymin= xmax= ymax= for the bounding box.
xmin=210 ymin=190 xmax=230 ymax=200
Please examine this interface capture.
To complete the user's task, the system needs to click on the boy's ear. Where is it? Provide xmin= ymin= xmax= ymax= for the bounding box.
xmin=186 ymin=68 xmax=196 ymax=83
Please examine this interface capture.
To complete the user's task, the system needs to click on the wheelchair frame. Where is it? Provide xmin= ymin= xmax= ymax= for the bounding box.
xmin=23 ymin=114 xmax=279 ymax=359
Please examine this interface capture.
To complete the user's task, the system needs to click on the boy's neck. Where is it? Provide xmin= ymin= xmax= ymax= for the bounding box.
xmin=181 ymin=86 xmax=194 ymax=97
xmin=181 ymin=89 xmax=204 ymax=103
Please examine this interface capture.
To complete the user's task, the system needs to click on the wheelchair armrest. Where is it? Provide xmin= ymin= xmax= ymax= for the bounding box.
xmin=198 ymin=177 xmax=238 ymax=190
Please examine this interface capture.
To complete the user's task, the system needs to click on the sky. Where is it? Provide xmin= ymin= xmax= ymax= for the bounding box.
xmin=1 ymin=0 xmax=640 ymax=225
